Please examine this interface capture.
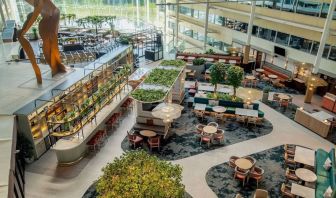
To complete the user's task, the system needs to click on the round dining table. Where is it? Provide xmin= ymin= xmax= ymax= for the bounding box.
xmin=256 ymin=68 xmax=264 ymax=72
xmin=295 ymin=168 xmax=317 ymax=183
xmin=140 ymin=130 xmax=157 ymax=138
xmin=212 ymin=106 xmax=226 ymax=113
xmin=268 ymin=74 xmax=278 ymax=79
xmin=245 ymin=75 xmax=256 ymax=80
xmin=235 ymin=158 xmax=253 ymax=170
xmin=278 ymin=93 xmax=291 ymax=100
xmin=203 ymin=126 xmax=217 ymax=134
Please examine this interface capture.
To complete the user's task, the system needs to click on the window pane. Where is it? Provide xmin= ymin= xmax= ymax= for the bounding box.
xmin=329 ymin=46 xmax=336 ymax=61
xmin=275 ymin=32 xmax=290 ymax=46
xmin=289 ymin=35 xmax=312 ymax=53
xmin=311 ymin=41 xmax=319 ymax=55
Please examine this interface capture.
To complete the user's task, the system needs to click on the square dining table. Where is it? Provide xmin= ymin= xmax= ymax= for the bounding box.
xmin=294 ymin=146 xmax=315 ymax=167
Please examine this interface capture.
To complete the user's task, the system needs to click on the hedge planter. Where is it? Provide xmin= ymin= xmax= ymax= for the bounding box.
xmin=186 ymin=64 xmax=205 ymax=79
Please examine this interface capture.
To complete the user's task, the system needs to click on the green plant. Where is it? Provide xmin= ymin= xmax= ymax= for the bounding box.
xmin=32 ymin=27 xmax=38 ymax=40
xmin=16 ymin=133 xmax=35 ymax=160
xmin=96 ymin=150 xmax=185 ymax=198
xmin=192 ymin=58 xmax=206 ymax=66
xmin=119 ymin=35 xmax=131 ymax=45
xmin=263 ymin=86 xmax=271 ymax=93
xmin=160 ymin=60 xmax=185 ymax=67
xmin=205 ymin=49 xmax=215 ymax=55
xmin=226 ymin=65 xmax=244 ymax=99
xmin=131 ymin=89 xmax=166 ymax=102
xmin=144 ymin=68 xmax=180 ymax=87
xmin=209 ymin=62 xmax=227 ymax=98
xmin=206 ymin=92 xmax=243 ymax=102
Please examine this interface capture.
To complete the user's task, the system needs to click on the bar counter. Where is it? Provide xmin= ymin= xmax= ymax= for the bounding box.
xmin=52 ymin=86 xmax=131 ymax=165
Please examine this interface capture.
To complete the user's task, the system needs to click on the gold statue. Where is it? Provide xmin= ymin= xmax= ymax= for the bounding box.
xmin=18 ymin=0 xmax=66 ymax=84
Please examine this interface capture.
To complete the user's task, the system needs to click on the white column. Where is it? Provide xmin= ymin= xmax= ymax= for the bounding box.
xmin=175 ymin=0 xmax=180 ymax=47
xmin=164 ymin=0 xmax=167 ymax=43
xmin=136 ymin=0 xmax=140 ymax=26
xmin=203 ymin=0 xmax=210 ymax=51
xmin=0 ymin=0 xmax=6 ymax=24
xmin=146 ymin=0 xmax=150 ymax=23
xmin=312 ymin=0 xmax=336 ymax=74
xmin=246 ymin=0 xmax=256 ymax=45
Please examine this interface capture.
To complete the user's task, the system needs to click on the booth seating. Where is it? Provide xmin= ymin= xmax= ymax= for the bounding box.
xmin=322 ymin=93 xmax=336 ymax=113
xmin=315 ymin=148 xmax=336 ymax=198
xmin=261 ymin=63 xmax=292 ymax=82
xmin=193 ymin=97 xmax=264 ymax=118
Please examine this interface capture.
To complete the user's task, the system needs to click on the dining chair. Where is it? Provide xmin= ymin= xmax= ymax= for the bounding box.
xmin=194 ymin=110 xmax=205 ymax=121
xmin=127 ymin=131 xmax=143 ymax=149
xmin=280 ymin=100 xmax=290 ymax=109
xmin=234 ymin=166 xmax=250 ymax=187
xmin=208 ymin=122 xmax=219 ymax=128
xmin=213 ymin=129 xmax=225 ymax=144
xmin=253 ymin=189 xmax=269 ymax=198
xmin=214 ymin=112 xmax=225 ymax=122
xmin=196 ymin=124 xmax=206 ymax=134
xmin=247 ymin=117 xmax=258 ymax=127
xmin=148 ymin=136 xmax=160 ymax=151
xmin=284 ymin=153 xmax=296 ymax=168
xmin=244 ymin=156 xmax=257 ymax=169
xmin=280 ymin=183 xmax=295 ymax=198
xmin=285 ymin=168 xmax=299 ymax=183
xmin=249 ymin=166 xmax=264 ymax=188
xmin=236 ymin=115 xmax=246 ymax=125
xmin=200 ymin=133 xmax=212 ymax=148
xmin=229 ymin=156 xmax=240 ymax=168
xmin=284 ymin=144 xmax=295 ymax=155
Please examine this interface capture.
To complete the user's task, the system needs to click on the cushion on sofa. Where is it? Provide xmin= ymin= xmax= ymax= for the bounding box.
xmin=316 ymin=149 xmax=331 ymax=177
xmin=194 ymin=97 xmax=209 ymax=104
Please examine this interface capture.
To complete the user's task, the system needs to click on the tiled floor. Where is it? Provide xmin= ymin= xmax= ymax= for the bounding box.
xmin=24 ymin=62 xmax=336 ymax=198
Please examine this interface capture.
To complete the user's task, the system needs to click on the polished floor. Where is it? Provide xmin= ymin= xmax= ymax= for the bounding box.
xmin=24 ymin=61 xmax=335 ymax=198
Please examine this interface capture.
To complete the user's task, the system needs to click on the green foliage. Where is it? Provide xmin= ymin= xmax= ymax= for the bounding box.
xmin=263 ymin=86 xmax=271 ymax=93
xmin=226 ymin=66 xmax=244 ymax=97
xmin=160 ymin=60 xmax=186 ymax=67
xmin=144 ymin=68 xmax=180 ymax=87
xmin=209 ymin=62 xmax=227 ymax=86
xmin=206 ymin=92 xmax=243 ymax=102
xmin=205 ymin=49 xmax=215 ymax=55
xmin=32 ymin=27 xmax=38 ymax=40
xmin=96 ymin=151 xmax=185 ymax=198
xmin=131 ymin=89 xmax=166 ymax=102
xmin=192 ymin=58 xmax=206 ymax=66
xmin=119 ymin=35 xmax=131 ymax=45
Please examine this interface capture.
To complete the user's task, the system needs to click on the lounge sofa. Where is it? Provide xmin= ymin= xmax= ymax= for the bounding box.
xmin=193 ymin=97 xmax=265 ymax=118
xmin=315 ymin=148 xmax=336 ymax=198
xmin=261 ymin=62 xmax=292 ymax=82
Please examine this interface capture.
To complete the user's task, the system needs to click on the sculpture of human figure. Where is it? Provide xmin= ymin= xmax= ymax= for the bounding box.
xmin=18 ymin=0 xmax=66 ymax=84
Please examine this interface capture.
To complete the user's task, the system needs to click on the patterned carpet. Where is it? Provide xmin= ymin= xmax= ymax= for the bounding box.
xmin=206 ymin=146 xmax=285 ymax=198
xmin=264 ymin=100 xmax=336 ymax=144
xmin=121 ymin=100 xmax=273 ymax=161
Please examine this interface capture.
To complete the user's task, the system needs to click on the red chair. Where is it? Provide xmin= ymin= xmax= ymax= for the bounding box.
xmin=234 ymin=166 xmax=249 ymax=187
xmin=127 ymin=131 xmax=143 ymax=149
xmin=148 ymin=136 xmax=161 ymax=151
xmin=200 ymin=133 xmax=212 ymax=148
xmin=229 ymin=156 xmax=240 ymax=168
xmin=249 ymin=166 xmax=264 ymax=187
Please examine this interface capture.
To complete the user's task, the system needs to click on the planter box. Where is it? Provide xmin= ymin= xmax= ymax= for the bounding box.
xmin=186 ymin=64 xmax=205 ymax=79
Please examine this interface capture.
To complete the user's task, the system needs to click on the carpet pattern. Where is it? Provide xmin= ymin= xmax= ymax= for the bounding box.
xmin=206 ymin=146 xmax=285 ymax=198
xmin=121 ymin=100 xmax=273 ymax=161
xmin=264 ymin=100 xmax=336 ymax=144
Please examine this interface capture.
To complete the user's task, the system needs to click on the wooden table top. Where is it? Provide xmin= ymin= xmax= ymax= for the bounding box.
xmin=212 ymin=106 xmax=226 ymax=113
xmin=295 ymin=168 xmax=317 ymax=183
xmin=235 ymin=158 xmax=253 ymax=170
xmin=140 ymin=130 xmax=157 ymax=137
xmin=245 ymin=75 xmax=256 ymax=80
xmin=203 ymin=126 xmax=217 ymax=134
xmin=278 ymin=93 xmax=291 ymax=100
xmin=268 ymin=74 xmax=278 ymax=79
xmin=256 ymin=68 xmax=264 ymax=72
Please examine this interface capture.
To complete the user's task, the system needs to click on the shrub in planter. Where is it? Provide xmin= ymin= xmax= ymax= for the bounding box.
xmin=205 ymin=49 xmax=215 ymax=55
xmin=119 ymin=35 xmax=131 ymax=45
xmin=262 ymin=86 xmax=271 ymax=103
xmin=16 ymin=133 xmax=35 ymax=163
xmin=192 ymin=58 xmax=206 ymax=66
xmin=96 ymin=150 xmax=185 ymax=198
xmin=226 ymin=65 xmax=244 ymax=99
xmin=209 ymin=62 xmax=227 ymax=98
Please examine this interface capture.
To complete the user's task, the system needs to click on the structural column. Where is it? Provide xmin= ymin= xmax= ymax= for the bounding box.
xmin=312 ymin=0 xmax=336 ymax=74
xmin=175 ymin=0 xmax=180 ymax=47
xmin=243 ymin=0 xmax=256 ymax=64
xmin=136 ymin=0 xmax=140 ymax=26
xmin=203 ymin=0 xmax=210 ymax=51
